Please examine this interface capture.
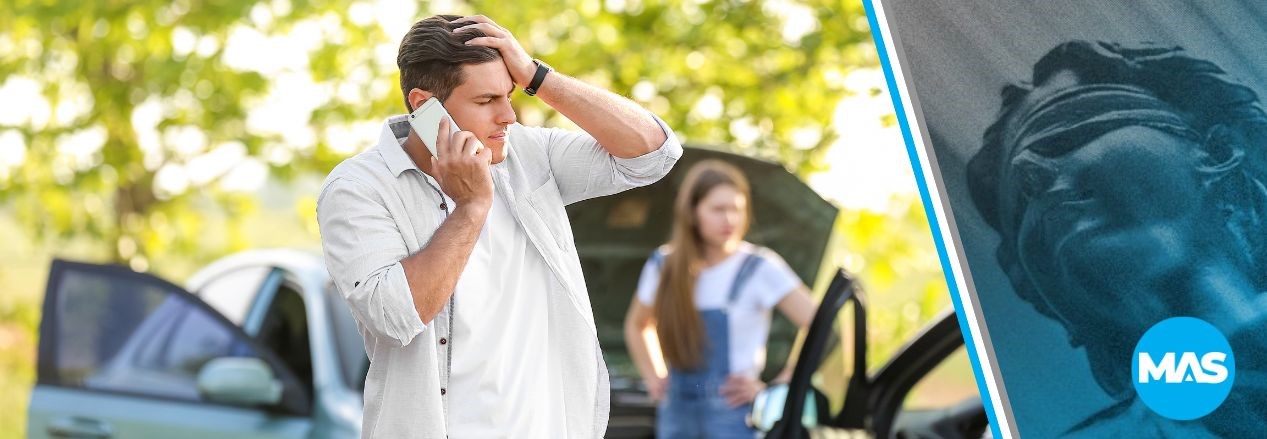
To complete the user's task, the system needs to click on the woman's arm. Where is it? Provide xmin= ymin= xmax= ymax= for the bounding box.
xmin=773 ymin=285 xmax=817 ymax=383
xmin=777 ymin=285 xmax=817 ymax=328
xmin=624 ymin=296 xmax=668 ymax=401
xmin=721 ymin=284 xmax=819 ymax=406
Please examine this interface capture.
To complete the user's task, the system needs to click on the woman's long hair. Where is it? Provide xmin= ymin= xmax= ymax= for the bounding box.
xmin=654 ymin=159 xmax=751 ymax=370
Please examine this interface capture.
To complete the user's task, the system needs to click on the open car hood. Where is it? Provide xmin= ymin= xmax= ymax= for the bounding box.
xmin=566 ymin=145 xmax=839 ymax=361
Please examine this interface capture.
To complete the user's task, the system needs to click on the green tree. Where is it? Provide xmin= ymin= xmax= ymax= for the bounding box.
xmin=0 ymin=0 xmax=873 ymax=271
xmin=2 ymin=0 xmax=312 ymax=267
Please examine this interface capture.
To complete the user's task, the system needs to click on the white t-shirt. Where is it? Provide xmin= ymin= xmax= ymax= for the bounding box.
xmin=635 ymin=242 xmax=802 ymax=378
xmin=444 ymin=179 xmax=568 ymax=438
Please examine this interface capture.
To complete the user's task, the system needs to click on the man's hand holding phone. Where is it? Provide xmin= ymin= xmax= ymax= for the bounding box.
xmin=432 ymin=117 xmax=493 ymax=212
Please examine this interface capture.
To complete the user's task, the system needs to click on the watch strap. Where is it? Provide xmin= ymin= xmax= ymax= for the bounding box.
xmin=524 ymin=59 xmax=552 ymax=96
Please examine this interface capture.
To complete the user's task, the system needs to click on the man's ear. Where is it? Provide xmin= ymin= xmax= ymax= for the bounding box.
xmin=1198 ymin=124 xmax=1247 ymax=185
xmin=408 ymin=88 xmax=436 ymax=112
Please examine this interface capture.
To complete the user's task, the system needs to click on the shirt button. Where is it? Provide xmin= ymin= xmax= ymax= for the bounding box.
xmin=440 ymin=388 xmax=447 ymax=395
xmin=439 ymin=337 xmax=447 ymax=345
xmin=439 ymin=202 xmax=447 ymax=210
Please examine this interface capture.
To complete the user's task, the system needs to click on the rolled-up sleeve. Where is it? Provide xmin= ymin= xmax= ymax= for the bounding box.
xmin=539 ymin=111 xmax=684 ymax=205
xmin=317 ymin=177 xmax=426 ymax=347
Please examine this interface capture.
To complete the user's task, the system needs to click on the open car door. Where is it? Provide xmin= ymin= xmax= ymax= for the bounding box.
xmin=752 ymin=269 xmax=988 ymax=438
xmin=28 ymin=259 xmax=314 ymax=439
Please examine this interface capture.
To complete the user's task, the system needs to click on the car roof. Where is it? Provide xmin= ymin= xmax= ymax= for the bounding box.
xmin=186 ymin=248 xmax=328 ymax=296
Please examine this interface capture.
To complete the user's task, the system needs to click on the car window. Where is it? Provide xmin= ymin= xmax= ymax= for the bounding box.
xmin=807 ymin=304 xmax=968 ymax=419
xmin=53 ymin=267 xmax=165 ymax=387
xmin=52 ymin=265 xmax=261 ymax=403
xmin=324 ymin=280 xmax=368 ymax=390
xmin=890 ymin=346 xmax=988 ymax=438
xmin=120 ymin=297 xmax=254 ymax=400
xmin=901 ymin=347 xmax=977 ymax=410
xmin=195 ymin=265 xmax=272 ymax=326
xmin=257 ymin=283 xmax=313 ymax=398
xmin=812 ymin=300 xmax=860 ymax=415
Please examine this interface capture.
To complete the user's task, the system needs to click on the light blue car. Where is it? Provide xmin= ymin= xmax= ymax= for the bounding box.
xmin=27 ymin=147 xmax=848 ymax=439
xmin=28 ymin=249 xmax=364 ymax=438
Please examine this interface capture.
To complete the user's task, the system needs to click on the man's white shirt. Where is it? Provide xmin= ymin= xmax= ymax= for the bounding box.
xmin=439 ymin=176 xmax=568 ymax=437
xmin=316 ymin=113 xmax=682 ymax=438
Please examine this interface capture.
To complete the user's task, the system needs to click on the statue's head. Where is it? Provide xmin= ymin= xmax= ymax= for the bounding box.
xmin=968 ymin=40 xmax=1267 ymax=395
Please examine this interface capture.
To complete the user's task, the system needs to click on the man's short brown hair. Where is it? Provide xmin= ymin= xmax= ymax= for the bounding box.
xmin=397 ymin=15 xmax=501 ymax=111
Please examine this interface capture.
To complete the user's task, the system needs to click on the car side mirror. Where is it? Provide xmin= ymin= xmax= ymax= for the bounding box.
xmin=749 ymin=383 xmax=824 ymax=433
xmin=197 ymin=357 xmax=284 ymax=407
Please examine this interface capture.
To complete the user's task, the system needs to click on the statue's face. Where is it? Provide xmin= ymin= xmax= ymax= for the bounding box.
xmin=1007 ymin=125 xmax=1213 ymax=328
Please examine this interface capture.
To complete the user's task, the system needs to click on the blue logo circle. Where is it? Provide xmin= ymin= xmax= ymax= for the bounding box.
xmin=1132 ymin=317 xmax=1235 ymax=420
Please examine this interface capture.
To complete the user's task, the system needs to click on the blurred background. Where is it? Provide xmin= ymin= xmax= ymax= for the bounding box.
xmin=0 ymin=0 xmax=974 ymax=436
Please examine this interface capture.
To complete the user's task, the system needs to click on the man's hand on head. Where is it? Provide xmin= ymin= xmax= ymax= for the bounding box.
xmin=453 ymin=15 xmax=537 ymax=89
xmin=450 ymin=14 xmax=670 ymax=160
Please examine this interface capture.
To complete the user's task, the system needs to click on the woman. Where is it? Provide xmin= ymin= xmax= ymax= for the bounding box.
xmin=624 ymin=160 xmax=817 ymax=438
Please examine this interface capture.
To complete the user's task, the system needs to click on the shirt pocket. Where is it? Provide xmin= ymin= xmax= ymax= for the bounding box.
xmin=526 ymin=173 xmax=576 ymax=253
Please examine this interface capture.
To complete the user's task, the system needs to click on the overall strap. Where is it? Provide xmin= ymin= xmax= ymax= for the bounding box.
xmin=727 ymin=250 xmax=765 ymax=305
xmin=649 ymin=248 xmax=665 ymax=269
xmin=650 ymin=247 xmax=764 ymax=305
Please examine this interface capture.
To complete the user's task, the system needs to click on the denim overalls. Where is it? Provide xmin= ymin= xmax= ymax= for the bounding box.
xmin=650 ymin=250 xmax=765 ymax=438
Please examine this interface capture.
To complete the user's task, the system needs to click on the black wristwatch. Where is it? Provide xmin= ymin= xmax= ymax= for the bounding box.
xmin=523 ymin=59 xmax=553 ymax=96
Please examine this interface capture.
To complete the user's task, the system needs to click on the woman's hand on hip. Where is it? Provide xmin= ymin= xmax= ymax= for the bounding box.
xmin=644 ymin=375 xmax=667 ymax=402
xmin=720 ymin=374 xmax=765 ymax=407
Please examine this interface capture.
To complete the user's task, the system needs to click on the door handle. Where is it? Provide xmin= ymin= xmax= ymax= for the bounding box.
xmin=47 ymin=416 xmax=113 ymax=438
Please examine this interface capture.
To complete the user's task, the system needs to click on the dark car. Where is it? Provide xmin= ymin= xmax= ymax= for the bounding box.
xmin=570 ymin=146 xmax=987 ymax=438
xmin=567 ymin=146 xmax=840 ymax=436
xmin=750 ymin=270 xmax=989 ymax=438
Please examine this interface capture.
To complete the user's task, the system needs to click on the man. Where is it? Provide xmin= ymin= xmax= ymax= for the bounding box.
xmin=316 ymin=14 xmax=681 ymax=438
xmin=969 ymin=40 xmax=1267 ymax=436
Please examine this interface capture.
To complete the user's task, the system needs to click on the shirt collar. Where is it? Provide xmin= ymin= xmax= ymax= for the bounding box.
xmin=377 ymin=114 xmax=418 ymax=177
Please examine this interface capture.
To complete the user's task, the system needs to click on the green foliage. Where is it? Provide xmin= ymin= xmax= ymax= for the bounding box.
xmin=0 ymin=0 xmax=282 ymax=268
xmin=0 ymin=0 xmax=874 ymax=272
xmin=834 ymin=193 xmax=951 ymax=361
xmin=456 ymin=0 xmax=874 ymax=176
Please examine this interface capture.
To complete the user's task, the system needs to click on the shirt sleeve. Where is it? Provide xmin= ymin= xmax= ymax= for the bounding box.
xmin=529 ymin=111 xmax=683 ymax=206
xmin=634 ymin=254 xmax=664 ymax=306
xmin=317 ymin=176 xmax=427 ymax=348
xmin=751 ymin=250 xmax=804 ymax=308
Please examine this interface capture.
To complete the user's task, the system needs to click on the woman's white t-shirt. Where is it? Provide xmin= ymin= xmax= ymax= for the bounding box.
xmin=635 ymin=242 xmax=802 ymax=378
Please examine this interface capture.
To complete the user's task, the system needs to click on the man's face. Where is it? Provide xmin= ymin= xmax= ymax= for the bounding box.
xmin=444 ymin=61 xmax=517 ymax=164
xmin=1008 ymin=125 xmax=1213 ymax=327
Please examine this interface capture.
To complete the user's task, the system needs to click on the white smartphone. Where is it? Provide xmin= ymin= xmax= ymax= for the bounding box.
xmin=408 ymin=97 xmax=460 ymax=157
